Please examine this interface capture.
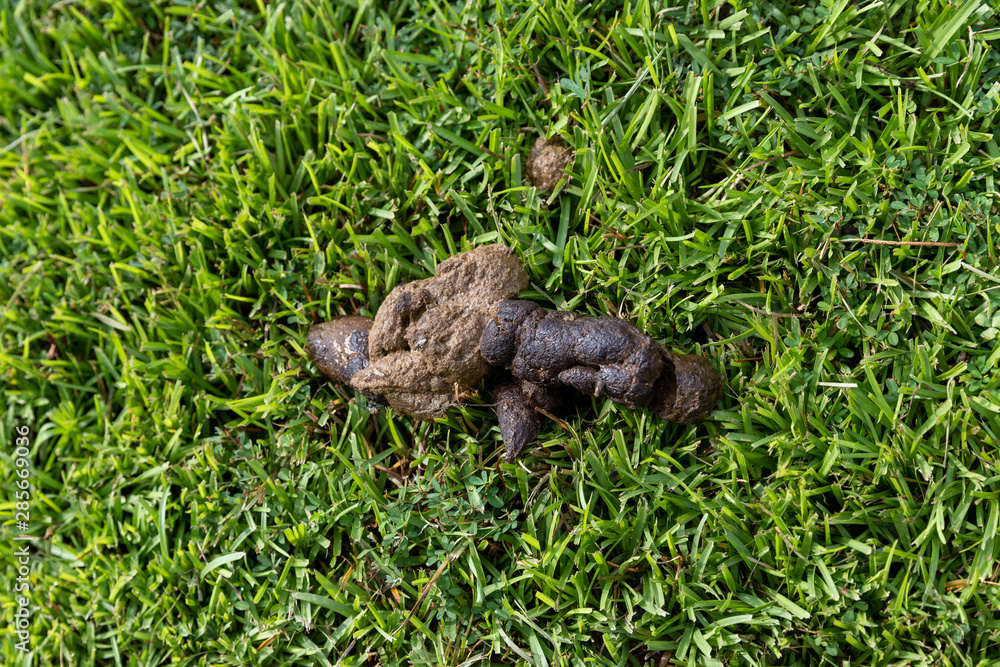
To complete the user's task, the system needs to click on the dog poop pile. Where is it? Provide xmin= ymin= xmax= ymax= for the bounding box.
xmin=307 ymin=244 xmax=724 ymax=460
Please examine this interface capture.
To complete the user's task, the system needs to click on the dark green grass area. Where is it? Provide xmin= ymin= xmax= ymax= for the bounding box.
xmin=2 ymin=0 xmax=1000 ymax=664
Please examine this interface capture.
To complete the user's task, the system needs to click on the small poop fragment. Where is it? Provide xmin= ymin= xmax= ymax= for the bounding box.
xmin=525 ymin=136 xmax=573 ymax=192
xmin=306 ymin=244 xmax=724 ymax=461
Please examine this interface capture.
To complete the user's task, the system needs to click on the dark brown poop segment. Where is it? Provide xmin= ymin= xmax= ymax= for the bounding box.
xmin=493 ymin=381 xmax=561 ymax=461
xmin=482 ymin=300 xmax=723 ymax=459
xmin=652 ymin=351 xmax=725 ymax=424
xmin=306 ymin=316 xmax=386 ymax=407
xmin=493 ymin=382 xmax=541 ymax=463
xmin=525 ymin=136 xmax=574 ymax=192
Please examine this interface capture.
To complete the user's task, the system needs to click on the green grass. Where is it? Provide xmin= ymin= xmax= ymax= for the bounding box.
xmin=2 ymin=0 xmax=1000 ymax=664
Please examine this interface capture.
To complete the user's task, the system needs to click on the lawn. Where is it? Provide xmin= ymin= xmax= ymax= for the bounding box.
xmin=2 ymin=0 xmax=1000 ymax=665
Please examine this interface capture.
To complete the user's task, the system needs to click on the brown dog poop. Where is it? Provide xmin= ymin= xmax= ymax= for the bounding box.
xmin=481 ymin=300 xmax=723 ymax=460
xmin=306 ymin=244 xmax=724 ymax=460
xmin=306 ymin=316 xmax=386 ymax=407
xmin=307 ymin=244 xmax=528 ymax=418
xmin=493 ymin=380 xmax=561 ymax=461
xmin=526 ymin=136 xmax=573 ymax=192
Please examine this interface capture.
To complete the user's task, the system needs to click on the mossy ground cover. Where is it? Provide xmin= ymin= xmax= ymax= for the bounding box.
xmin=2 ymin=0 xmax=1000 ymax=665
